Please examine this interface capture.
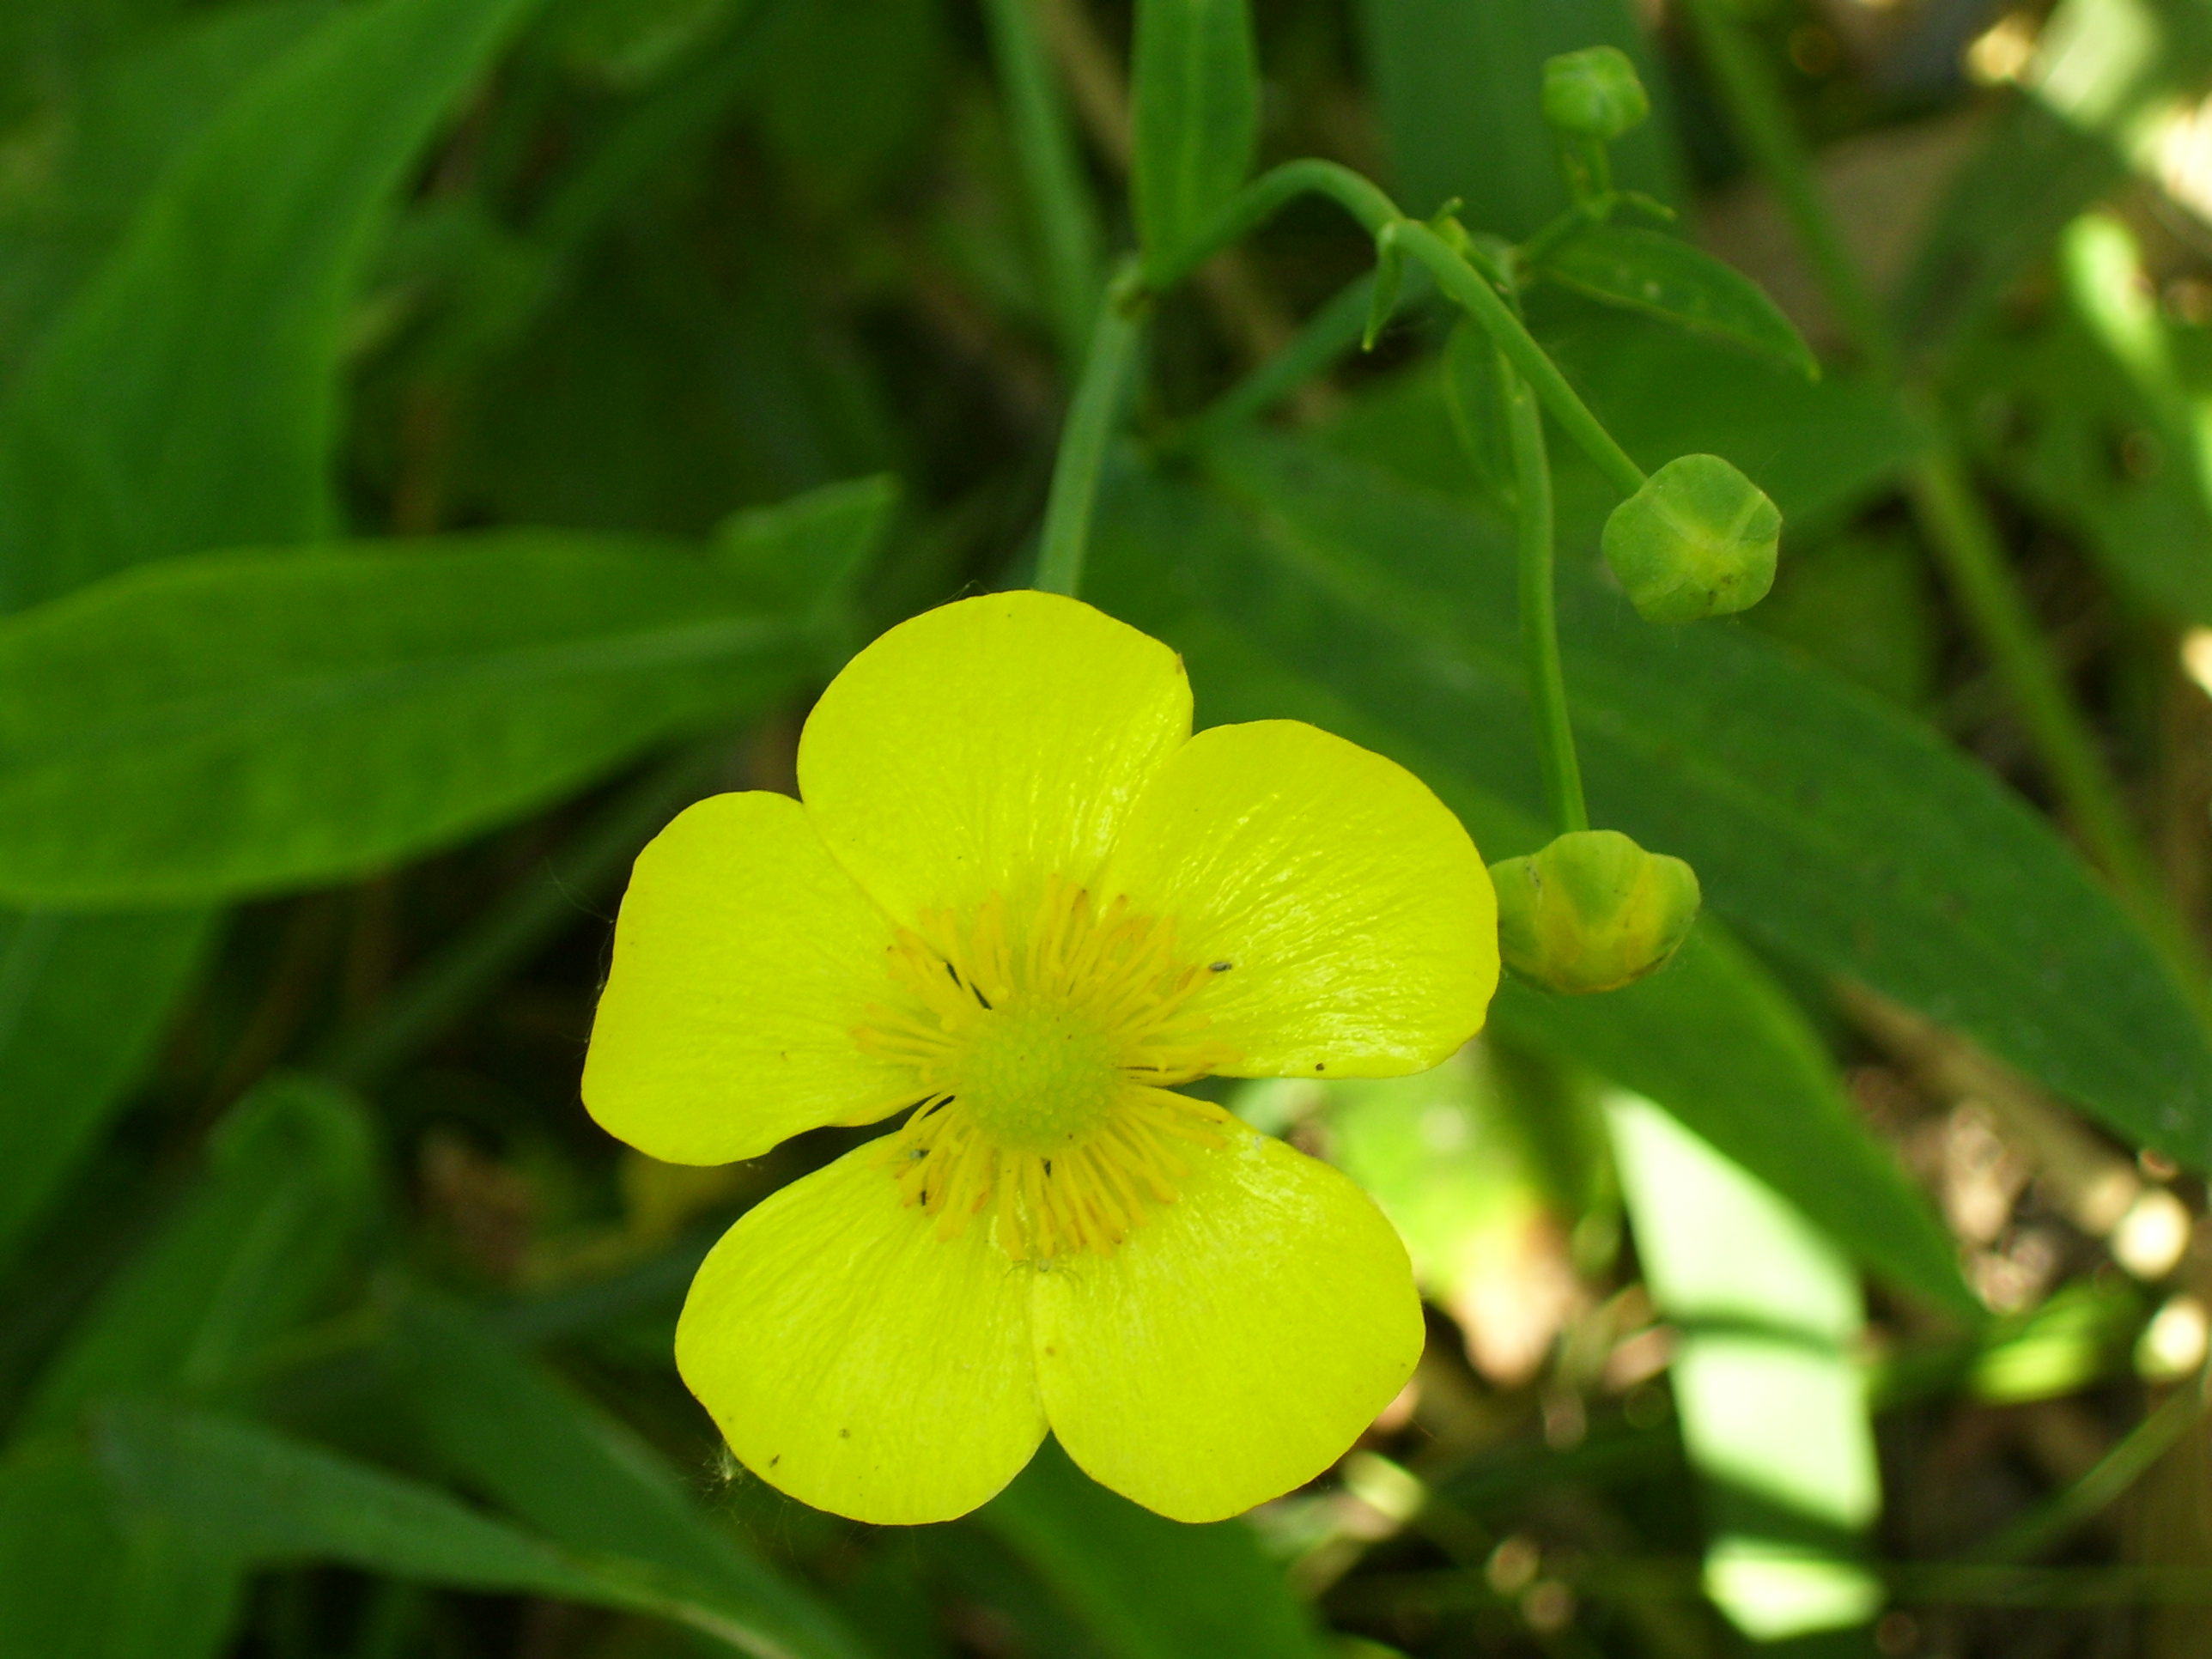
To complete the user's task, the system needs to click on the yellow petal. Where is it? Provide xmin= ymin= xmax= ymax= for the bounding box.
xmin=677 ymin=1142 xmax=1047 ymax=1525
xmin=1030 ymin=1124 xmax=1424 ymax=1522
xmin=796 ymin=592 xmax=1191 ymax=924
xmin=1101 ymin=720 xmax=1498 ymax=1077
xmin=582 ymin=792 xmax=914 ymax=1164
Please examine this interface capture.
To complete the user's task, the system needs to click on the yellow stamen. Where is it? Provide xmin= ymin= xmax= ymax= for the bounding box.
xmin=854 ymin=875 xmax=1238 ymax=1261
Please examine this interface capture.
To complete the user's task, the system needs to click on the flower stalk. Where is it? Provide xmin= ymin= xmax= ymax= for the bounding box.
xmin=1034 ymin=258 xmax=1149 ymax=600
xmin=1499 ymin=349 xmax=1589 ymax=837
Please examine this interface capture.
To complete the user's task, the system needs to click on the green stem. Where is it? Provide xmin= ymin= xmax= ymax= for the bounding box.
xmin=1034 ymin=259 xmax=1147 ymax=599
xmin=1395 ymin=221 xmax=1645 ymax=498
xmin=1156 ymin=161 xmax=1648 ymax=496
xmin=1908 ymin=441 xmax=2184 ymax=951
xmin=315 ymin=744 xmax=724 ymax=1089
xmin=1967 ymin=1368 xmax=2209 ymax=1564
xmin=979 ymin=0 xmax=1103 ymax=367
xmin=1676 ymin=0 xmax=1893 ymax=379
xmin=1172 ymin=262 xmax=1434 ymax=447
xmin=1501 ymin=352 xmax=1588 ymax=836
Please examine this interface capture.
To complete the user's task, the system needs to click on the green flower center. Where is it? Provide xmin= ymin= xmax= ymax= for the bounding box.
xmin=854 ymin=876 xmax=1239 ymax=1261
xmin=946 ymin=997 xmax=1121 ymax=1152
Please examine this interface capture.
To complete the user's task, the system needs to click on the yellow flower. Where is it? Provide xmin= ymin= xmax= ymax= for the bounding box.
xmin=581 ymin=592 xmax=1498 ymax=1525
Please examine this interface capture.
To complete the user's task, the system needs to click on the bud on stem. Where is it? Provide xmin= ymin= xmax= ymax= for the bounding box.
xmin=1490 ymin=830 xmax=1701 ymax=995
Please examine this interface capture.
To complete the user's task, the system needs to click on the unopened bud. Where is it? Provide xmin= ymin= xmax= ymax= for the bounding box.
xmin=1541 ymin=47 xmax=1650 ymax=143
xmin=1602 ymin=454 xmax=1780 ymax=624
xmin=1490 ymin=830 xmax=1700 ymax=995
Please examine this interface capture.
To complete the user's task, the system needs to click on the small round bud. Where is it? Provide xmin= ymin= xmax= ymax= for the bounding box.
xmin=1541 ymin=46 xmax=1651 ymax=143
xmin=1602 ymin=453 xmax=1780 ymax=624
xmin=1490 ymin=830 xmax=1701 ymax=995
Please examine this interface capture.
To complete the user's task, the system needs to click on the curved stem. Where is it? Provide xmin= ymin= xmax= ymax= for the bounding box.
xmin=1034 ymin=260 xmax=1148 ymax=599
xmin=1159 ymin=161 xmax=1648 ymax=500
xmin=1500 ymin=352 xmax=1588 ymax=836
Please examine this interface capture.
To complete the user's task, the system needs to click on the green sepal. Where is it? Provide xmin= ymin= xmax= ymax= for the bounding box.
xmin=1603 ymin=453 xmax=1782 ymax=623
xmin=1491 ymin=830 xmax=1702 ymax=996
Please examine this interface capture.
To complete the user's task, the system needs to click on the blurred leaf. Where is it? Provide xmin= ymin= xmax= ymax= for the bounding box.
xmin=1608 ymin=1096 xmax=1883 ymax=1643
xmin=975 ymin=1440 xmax=1329 ymax=1659
xmin=0 ymin=1438 xmax=240 ymax=1659
xmin=1895 ymin=0 xmax=2212 ymax=361
xmin=750 ymin=0 xmax=946 ymax=198
xmin=94 ymin=1399 xmax=832 ymax=1656
xmin=1354 ymin=0 xmax=1680 ymax=234
xmin=1093 ymin=431 xmax=2212 ymax=1170
xmin=458 ymin=238 xmax=897 ymax=533
xmin=0 ymin=530 xmax=843 ymax=906
xmin=1495 ymin=927 xmax=1972 ymax=1318
xmin=1750 ymin=527 xmax=1940 ymax=708
xmin=1534 ymin=223 xmax=1816 ymax=380
xmin=21 ymin=1076 xmax=376 ymax=1434
xmin=0 ymin=0 xmax=542 ymax=611
xmin=0 ymin=908 xmax=214 ymax=1267
xmin=1952 ymin=221 xmax=2212 ymax=630
xmin=391 ymin=1292 xmax=878 ymax=1659
xmin=0 ymin=2 xmax=336 ymax=387
xmin=714 ymin=473 xmax=899 ymax=622
xmin=1087 ymin=488 xmax=1969 ymax=1312
xmin=1131 ymin=0 xmax=1260 ymax=282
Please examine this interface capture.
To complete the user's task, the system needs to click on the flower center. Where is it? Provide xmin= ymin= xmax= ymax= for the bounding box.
xmin=854 ymin=875 xmax=1239 ymax=1261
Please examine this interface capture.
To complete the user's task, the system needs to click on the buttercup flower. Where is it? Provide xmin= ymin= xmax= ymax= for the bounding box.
xmin=582 ymin=592 xmax=1498 ymax=1525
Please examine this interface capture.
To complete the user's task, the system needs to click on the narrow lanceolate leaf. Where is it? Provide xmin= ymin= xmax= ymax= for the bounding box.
xmin=1609 ymin=1098 xmax=1884 ymax=1643
xmin=1534 ymin=223 xmax=1817 ymax=380
xmin=1080 ymin=542 xmax=1968 ymax=1312
xmin=391 ymin=1294 xmax=876 ymax=1659
xmin=1131 ymin=0 xmax=1259 ymax=283
xmin=22 ymin=1077 xmax=376 ymax=1433
xmin=0 ymin=1440 xmax=241 ymax=1659
xmin=1090 ymin=432 xmax=2212 ymax=1169
xmin=976 ymin=1441 xmax=1330 ymax=1659
xmin=0 ymin=534 xmax=825 ymax=907
xmin=91 ymin=1401 xmax=841 ymax=1659
xmin=0 ymin=907 xmax=213 ymax=1267
xmin=0 ymin=0 xmax=544 ymax=611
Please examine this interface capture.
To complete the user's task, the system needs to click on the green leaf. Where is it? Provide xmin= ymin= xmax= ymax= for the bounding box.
xmin=390 ymin=1292 xmax=877 ymax=1659
xmin=1495 ymin=927 xmax=1972 ymax=1317
xmin=714 ymin=472 xmax=900 ymax=620
xmin=0 ymin=907 xmax=213 ymax=1267
xmin=1130 ymin=0 xmax=1259 ymax=282
xmin=1534 ymin=223 xmax=1817 ymax=379
xmin=975 ymin=1440 xmax=1328 ymax=1659
xmin=1608 ymin=1097 xmax=1883 ymax=1643
xmin=0 ymin=532 xmax=830 ymax=907
xmin=0 ymin=0 xmax=543 ymax=611
xmin=1084 ymin=490 xmax=1969 ymax=1311
xmin=0 ymin=2 xmax=337 ymax=385
xmin=91 ymin=1399 xmax=830 ymax=1656
xmin=22 ymin=1076 xmax=376 ymax=1433
xmin=0 ymin=1438 xmax=241 ymax=1659
xmin=1354 ymin=0 xmax=1680 ymax=234
xmin=1091 ymin=431 xmax=2212 ymax=1169
xmin=1322 ymin=310 xmax=1917 ymax=540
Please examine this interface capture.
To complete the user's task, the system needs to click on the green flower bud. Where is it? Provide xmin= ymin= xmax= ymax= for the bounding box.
xmin=1602 ymin=453 xmax=1781 ymax=624
xmin=1541 ymin=46 xmax=1650 ymax=143
xmin=1489 ymin=830 xmax=1700 ymax=995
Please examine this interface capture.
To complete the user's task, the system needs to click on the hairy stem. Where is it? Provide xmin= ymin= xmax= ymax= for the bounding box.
xmin=1033 ymin=261 xmax=1148 ymax=599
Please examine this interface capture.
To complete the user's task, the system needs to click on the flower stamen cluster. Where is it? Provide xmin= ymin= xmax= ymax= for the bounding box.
xmin=857 ymin=875 xmax=1239 ymax=1260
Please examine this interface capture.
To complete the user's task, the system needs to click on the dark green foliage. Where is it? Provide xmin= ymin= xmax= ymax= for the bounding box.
xmin=2 ymin=0 xmax=2209 ymax=1653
